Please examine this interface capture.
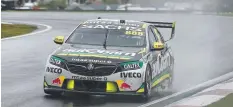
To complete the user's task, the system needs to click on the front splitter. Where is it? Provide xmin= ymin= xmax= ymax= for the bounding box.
xmin=44 ymin=87 xmax=144 ymax=96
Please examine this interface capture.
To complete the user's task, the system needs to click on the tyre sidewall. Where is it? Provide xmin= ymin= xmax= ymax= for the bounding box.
xmin=141 ymin=65 xmax=152 ymax=101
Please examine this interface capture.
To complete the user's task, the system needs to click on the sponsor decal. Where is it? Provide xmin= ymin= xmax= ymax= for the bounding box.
xmin=121 ymin=82 xmax=132 ymax=90
xmin=120 ymin=72 xmax=142 ymax=78
xmin=125 ymin=31 xmax=144 ymax=36
xmin=71 ymin=58 xmax=112 ymax=64
xmin=62 ymin=49 xmax=136 ymax=57
xmin=123 ymin=63 xmax=140 ymax=69
xmin=52 ymin=76 xmax=65 ymax=87
xmin=58 ymin=53 xmax=131 ymax=60
xmin=83 ymin=21 xmax=141 ymax=27
xmin=116 ymin=80 xmax=132 ymax=90
xmin=72 ymin=76 xmax=107 ymax=81
xmin=80 ymin=24 xmax=143 ymax=31
xmin=46 ymin=67 xmax=62 ymax=74
xmin=120 ymin=61 xmax=143 ymax=70
xmin=53 ymin=78 xmax=61 ymax=84
xmin=153 ymin=53 xmax=170 ymax=76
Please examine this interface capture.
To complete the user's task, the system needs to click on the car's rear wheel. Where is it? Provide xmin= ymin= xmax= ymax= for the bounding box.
xmin=140 ymin=65 xmax=152 ymax=102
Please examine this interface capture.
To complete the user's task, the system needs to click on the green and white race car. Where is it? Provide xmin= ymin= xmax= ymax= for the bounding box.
xmin=44 ymin=18 xmax=176 ymax=101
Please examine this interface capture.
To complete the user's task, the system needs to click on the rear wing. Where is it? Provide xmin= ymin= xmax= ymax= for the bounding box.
xmin=143 ymin=21 xmax=176 ymax=41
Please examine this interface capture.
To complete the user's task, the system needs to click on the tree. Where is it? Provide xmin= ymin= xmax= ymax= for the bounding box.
xmin=38 ymin=0 xmax=67 ymax=10
xmin=216 ymin=0 xmax=233 ymax=12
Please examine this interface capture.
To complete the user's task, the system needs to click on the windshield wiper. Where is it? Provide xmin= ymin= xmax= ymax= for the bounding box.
xmin=103 ymin=29 xmax=109 ymax=50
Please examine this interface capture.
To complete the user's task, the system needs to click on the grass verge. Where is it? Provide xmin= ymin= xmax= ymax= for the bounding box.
xmin=1 ymin=24 xmax=37 ymax=38
xmin=218 ymin=12 xmax=233 ymax=16
xmin=207 ymin=93 xmax=233 ymax=107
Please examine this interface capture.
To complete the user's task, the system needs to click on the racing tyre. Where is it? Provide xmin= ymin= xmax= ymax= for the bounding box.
xmin=168 ymin=57 xmax=175 ymax=90
xmin=140 ymin=65 xmax=152 ymax=102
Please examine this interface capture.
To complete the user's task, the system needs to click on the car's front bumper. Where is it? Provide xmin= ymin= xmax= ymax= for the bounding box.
xmin=44 ymin=78 xmax=146 ymax=96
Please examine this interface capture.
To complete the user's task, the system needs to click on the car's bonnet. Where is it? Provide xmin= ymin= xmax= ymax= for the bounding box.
xmin=52 ymin=44 xmax=146 ymax=64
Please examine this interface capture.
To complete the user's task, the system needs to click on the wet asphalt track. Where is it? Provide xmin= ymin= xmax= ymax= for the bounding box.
xmin=2 ymin=12 xmax=233 ymax=107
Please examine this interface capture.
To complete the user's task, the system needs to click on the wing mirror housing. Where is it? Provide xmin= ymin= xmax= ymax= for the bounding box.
xmin=54 ymin=36 xmax=64 ymax=45
xmin=151 ymin=42 xmax=164 ymax=50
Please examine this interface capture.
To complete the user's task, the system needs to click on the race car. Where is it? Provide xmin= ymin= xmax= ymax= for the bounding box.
xmin=43 ymin=18 xmax=176 ymax=101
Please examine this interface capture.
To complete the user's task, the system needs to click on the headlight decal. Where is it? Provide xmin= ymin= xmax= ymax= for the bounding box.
xmin=49 ymin=56 xmax=67 ymax=70
xmin=49 ymin=56 xmax=64 ymax=65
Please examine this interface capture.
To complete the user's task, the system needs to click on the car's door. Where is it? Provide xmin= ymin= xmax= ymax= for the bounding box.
xmin=152 ymin=28 xmax=168 ymax=57
xmin=151 ymin=27 xmax=171 ymax=76
xmin=147 ymin=26 xmax=160 ymax=79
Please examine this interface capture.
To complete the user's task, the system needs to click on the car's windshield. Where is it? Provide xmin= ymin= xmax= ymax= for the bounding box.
xmin=66 ymin=24 xmax=146 ymax=47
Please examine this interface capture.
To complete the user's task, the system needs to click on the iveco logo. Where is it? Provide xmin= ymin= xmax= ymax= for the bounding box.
xmin=87 ymin=63 xmax=94 ymax=70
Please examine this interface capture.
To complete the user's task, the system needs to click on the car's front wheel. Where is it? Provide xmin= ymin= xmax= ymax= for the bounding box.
xmin=140 ymin=65 xmax=152 ymax=102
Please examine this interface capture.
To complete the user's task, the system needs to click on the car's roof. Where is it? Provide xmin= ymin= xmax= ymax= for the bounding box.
xmin=82 ymin=19 xmax=148 ymax=27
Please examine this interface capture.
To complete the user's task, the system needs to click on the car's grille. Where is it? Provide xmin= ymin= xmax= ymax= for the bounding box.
xmin=75 ymin=80 xmax=107 ymax=92
xmin=67 ymin=62 xmax=118 ymax=76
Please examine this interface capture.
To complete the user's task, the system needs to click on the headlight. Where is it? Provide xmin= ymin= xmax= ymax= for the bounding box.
xmin=49 ymin=56 xmax=67 ymax=70
xmin=120 ymin=61 xmax=143 ymax=71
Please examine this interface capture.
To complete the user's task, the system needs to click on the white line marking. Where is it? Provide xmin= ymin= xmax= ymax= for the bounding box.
xmin=138 ymin=71 xmax=233 ymax=107
xmin=167 ymin=95 xmax=224 ymax=107
xmin=1 ymin=21 xmax=52 ymax=40
xmin=201 ymin=81 xmax=233 ymax=92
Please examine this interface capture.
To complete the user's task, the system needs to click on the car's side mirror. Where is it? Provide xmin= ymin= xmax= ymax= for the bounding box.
xmin=54 ymin=36 xmax=64 ymax=45
xmin=151 ymin=42 xmax=164 ymax=50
